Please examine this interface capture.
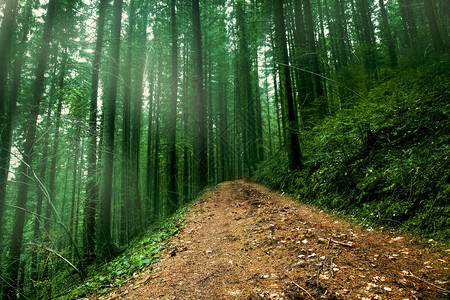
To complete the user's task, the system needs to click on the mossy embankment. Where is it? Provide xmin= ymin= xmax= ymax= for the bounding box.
xmin=254 ymin=55 xmax=450 ymax=245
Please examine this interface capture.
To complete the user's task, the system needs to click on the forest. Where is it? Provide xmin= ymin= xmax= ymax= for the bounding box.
xmin=0 ymin=0 xmax=449 ymax=298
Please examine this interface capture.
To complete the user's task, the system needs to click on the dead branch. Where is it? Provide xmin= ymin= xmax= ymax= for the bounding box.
xmin=28 ymin=242 xmax=84 ymax=279
xmin=290 ymin=281 xmax=314 ymax=300
xmin=328 ymin=238 xmax=353 ymax=248
xmin=403 ymin=271 xmax=450 ymax=295
xmin=6 ymin=204 xmax=54 ymax=223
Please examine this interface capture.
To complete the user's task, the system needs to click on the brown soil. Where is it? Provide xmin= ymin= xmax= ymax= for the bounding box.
xmin=96 ymin=180 xmax=450 ymax=299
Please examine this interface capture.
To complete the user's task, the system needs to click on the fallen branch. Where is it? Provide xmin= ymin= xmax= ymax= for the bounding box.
xmin=328 ymin=238 xmax=354 ymax=248
xmin=290 ymin=281 xmax=314 ymax=300
xmin=403 ymin=271 xmax=450 ymax=295
xmin=134 ymin=274 xmax=160 ymax=289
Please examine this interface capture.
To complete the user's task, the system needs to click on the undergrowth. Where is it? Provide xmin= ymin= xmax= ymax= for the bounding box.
xmin=254 ymin=54 xmax=450 ymax=245
xmin=54 ymin=203 xmax=194 ymax=299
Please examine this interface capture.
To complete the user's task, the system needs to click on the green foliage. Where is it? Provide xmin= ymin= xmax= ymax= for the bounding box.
xmin=254 ymin=54 xmax=450 ymax=245
xmin=57 ymin=205 xmax=190 ymax=299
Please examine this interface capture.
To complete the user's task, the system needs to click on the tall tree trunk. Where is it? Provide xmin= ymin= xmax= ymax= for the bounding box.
xmin=358 ymin=0 xmax=378 ymax=80
xmin=0 ymin=0 xmax=32 ymax=266
xmin=207 ymin=52 xmax=216 ymax=184
xmin=182 ymin=42 xmax=191 ymax=202
xmin=334 ymin=0 xmax=349 ymax=67
xmin=69 ymin=126 xmax=82 ymax=242
xmin=293 ymin=0 xmax=310 ymax=106
xmin=398 ymin=0 xmax=418 ymax=46
xmin=152 ymin=71 xmax=161 ymax=220
xmin=272 ymin=69 xmax=283 ymax=148
xmin=145 ymin=64 xmax=155 ymax=225
xmin=31 ymin=96 xmax=55 ymax=289
xmin=379 ymin=0 xmax=398 ymax=66
xmin=323 ymin=0 xmax=339 ymax=68
xmin=0 ymin=0 xmax=19 ymax=260
xmin=423 ymin=0 xmax=445 ymax=51
xmin=167 ymin=0 xmax=179 ymax=214
xmin=236 ymin=0 xmax=257 ymax=175
xmin=273 ymin=0 xmax=302 ymax=170
xmin=84 ymin=0 xmax=108 ymax=265
xmin=0 ymin=0 xmax=18 ymax=134
xmin=129 ymin=8 xmax=146 ymax=236
xmin=192 ymin=0 xmax=208 ymax=191
xmin=98 ymin=0 xmax=123 ymax=260
xmin=1 ymin=0 xmax=58 ymax=297
xmin=303 ymin=0 xmax=325 ymax=102
xmin=120 ymin=0 xmax=134 ymax=246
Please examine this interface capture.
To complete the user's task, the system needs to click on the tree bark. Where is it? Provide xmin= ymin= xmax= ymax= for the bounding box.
xmin=423 ymin=0 xmax=445 ymax=51
xmin=98 ymin=0 xmax=123 ymax=260
xmin=2 ymin=0 xmax=58 ymax=296
xmin=84 ymin=0 xmax=108 ymax=265
xmin=167 ymin=0 xmax=179 ymax=214
xmin=273 ymin=0 xmax=302 ymax=170
xmin=378 ymin=0 xmax=398 ymax=66
xmin=192 ymin=0 xmax=208 ymax=192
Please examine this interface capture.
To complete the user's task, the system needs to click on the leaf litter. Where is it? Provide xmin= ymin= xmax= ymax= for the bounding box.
xmin=93 ymin=180 xmax=449 ymax=299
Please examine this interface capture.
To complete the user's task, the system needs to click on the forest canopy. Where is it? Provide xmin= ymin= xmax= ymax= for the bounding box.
xmin=0 ymin=0 xmax=448 ymax=298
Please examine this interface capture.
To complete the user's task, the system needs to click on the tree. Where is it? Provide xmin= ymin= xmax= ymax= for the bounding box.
xmin=0 ymin=0 xmax=19 ymax=259
xmin=378 ymin=0 xmax=398 ymax=66
xmin=192 ymin=0 xmax=208 ymax=191
xmin=98 ymin=0 xmax=123 ymax=260
xmin=302 ymin=0 xmax=325 ymax=103
xmin=84 ymin=0 xmax=108 ymax=264
xmin=2 ymin=0 xmax=59 ymax=297
xmin=120 ymin=0 xmax=134 ymax=245
xmin=272 ymin=0 xmax=302 ymax=170
xmin=235 ymin=0 xmax=258 ymax=175
xmin=167 ymin=0 xmax=179 ymax=214
xmin=423 ymin=0 xmax=445 ymax=52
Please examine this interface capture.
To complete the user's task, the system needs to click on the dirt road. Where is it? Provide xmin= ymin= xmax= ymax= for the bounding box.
xmin=99 ymin=181 xmax=449 ymax=299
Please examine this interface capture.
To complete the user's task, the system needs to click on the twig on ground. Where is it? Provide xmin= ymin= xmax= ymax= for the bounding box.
xmin=328 ymin=238 xmax=353 ymax=248
xmin=290 ymin=281 xmax=314 ymax=300
xmin=330 ymin=257 xmax=334 ymax=278
xmin=403 ymin=271 xmax=450 ymax=295
xmin=134 ymin=274 xmax=160 ymax=288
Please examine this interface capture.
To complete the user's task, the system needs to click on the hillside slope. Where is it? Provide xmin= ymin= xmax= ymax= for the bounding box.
xmin=255 ymin=55 xmax=450 ymax=243
xmin=91 ymin=181 xmax=449 ymax=299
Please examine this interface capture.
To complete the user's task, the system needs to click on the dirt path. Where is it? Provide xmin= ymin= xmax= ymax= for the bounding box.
xmin=99 ymin=181 xmax=449 ymax=299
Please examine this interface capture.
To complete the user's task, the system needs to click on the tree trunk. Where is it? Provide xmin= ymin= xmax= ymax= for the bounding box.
xmin=0 ymin=0 xmax=32 ymax=264
xmin=273 ymin=0 xmax=302 ymax=170
xmin=182 ymin=42 xmax=191 ymax=201
xmin=378 ymin=0 xmax=398 ymax=66
xmin=167 ymin=0 xmax=179 ymax=214
xmin=120 ymin=0 xmax=134 ymax=246
xmin=145 ymin=64 xmax=155 ymax=225
xmin=192 ymin=0 xmax=208 ymax=192
xmin=236 ymin=0 xmax=257 ymax=175
xmin=423 ymin=0 xmax=445 ymax=51
xmin=2 ymin=0 xmax=58 ymax=296
xmin=0 ymin=0 xmax=19 ymax=269
xmin=84 ymin=0 xmax=108 ymax=265
xmin=303 ymin=0 xmax=325 ymax=102
xmin=130 ymin=7 xmax=146 ymax=236
xmin=98 ymin=0 xmax=123 ymax=260
xmin=152 ymin=71 xmax=161 ymax=220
